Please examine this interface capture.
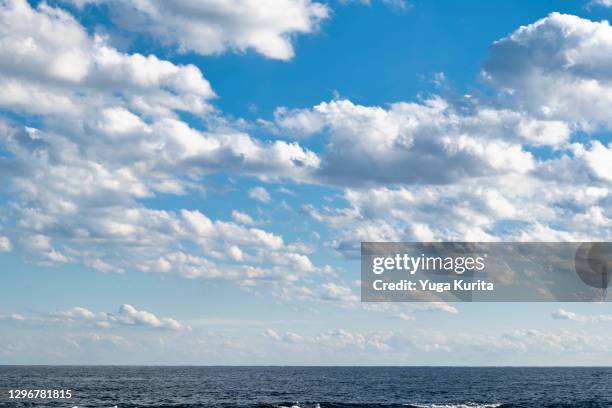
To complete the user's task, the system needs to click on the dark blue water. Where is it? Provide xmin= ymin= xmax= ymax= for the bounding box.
xmin=0 ymin=366 xmax=610 ymax=408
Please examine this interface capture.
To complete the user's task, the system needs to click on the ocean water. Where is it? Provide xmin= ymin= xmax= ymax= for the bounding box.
xmin=0 ymin=366 xmax=610 ymax=408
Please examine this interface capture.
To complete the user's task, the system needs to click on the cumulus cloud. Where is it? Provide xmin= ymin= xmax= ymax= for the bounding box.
xmin=248 ymin=187 xmax=272 ymax=203
xmin=0 ymin=236 xmax=11 ymax=252
xmin=275 ymin=62 xmax=610 ymax=249
xmin=1 ymin=304 xmax=189 ymax=331
xmin=258 ymin=326 xmax=612 ymax=357
xmin=100 ymin=209 xmax=322 ymax=282
xmin=271 ymin=98 xmax=577 ymax=186
xmin=304 ymin=176 xmax=611 ymax=258
xmin=502 ymin=328 xmax=611 ymax=353
xmin=589 ymin=0 xmax=612 ymax=7
xmin=112 ymin=304 xmax=186 ymax=330
xmin=273 ymin=279 xmax=461 ymax=322
xmin=338 ymin=0 xmax=410 ymax=10
xmin=0 ymin=0 xmax=330 ymax=284
xmin=4 ymin=319 xmax=611 ymax=364
xmin=262 ymin=329 xmax=303 ymax=343
xmin=263 ymin=327 xmax=392 ymax=352
xmin=2 ymin=0 xmax=612 ymax=319
xmin=274 ymin=281 xmax=362 ymax=307
xmin=319 ymin=282 xmax=359 ymax=303
xmin=572 ymin=141 xmax=612 ymax=183
xmin=483 ymin=13 xmax=612 ymax=129
xmin=414 ymin=303 xmax=459 ymax=315
xmin=231 ymin=211 xmax=256 ymax=225
xmin=62 ymin=0 xmax=330 ymax=60
xmin=0 ymin=0 xmax=214 ymax=116
xmin=260 ymin=13 xmax=612 ymax=252
xmin=552 ymin=308 xmax=612 ymax=323
xmin=395 ymin=312 xmax=414 ymax=321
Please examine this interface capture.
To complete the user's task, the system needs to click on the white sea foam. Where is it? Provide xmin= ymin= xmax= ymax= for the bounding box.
xmin=71 ymin=406 xmax=117 ymax=408
xmin=408 ymin=403 xmax=502 ymax=408
xmin=278 ymin=404 xmax=320 ymax=408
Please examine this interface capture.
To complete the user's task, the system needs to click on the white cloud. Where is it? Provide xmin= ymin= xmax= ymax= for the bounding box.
xmin=261 ymin=328 xmax=282 ymax=340
xmin=303 ymin=174 xmax=611 ymax=256
xmin=113 ymin=304 xmax=185 ymax=330
xmin=263 ymin=328 xmax=393 ymax=352
xmin=0 ymin=1 xmax=330 ymax=285
xmin=75 ymin=333 xmax=131 ymax=349
xmin=572 ymin=141 xmax=612 ymax=182
xmin=275 ymin=97 xmax=608 ymax=250
xmin=63 ymin=0 xmax=330 ymax=60
xmin=259 ymin=13 xmax=612 ymax=249
xmin=338 ymin=0 xmax=410 ymax=10
xmin=4 ymin=319 xmax=612 ymax=364
xmin=0 ymin=0 xmax=214 ymax=116
xmin=483 ymin=13 xmax=612 ymax=129
xmin=271 ymin=98 xmax=577 ymax=186
xmin=552 ymin=308 xmax=612 ymax=323
xmin=248 ymin=186 xmax=272 ymax=203
xmin=588 ymin=0 xmax=612 ymax=8
xmin=2 ymin=1 xmax=612 ymax=317
xmin=231 ymin=211 xmax=256 ymax=226
xmin=252 ymin=13 xmax=612 ymax=254
xmin=263 ymin=326 xmax=611 ymax=356
xmin=0 ymin=236 xmax=11 ymax=252
xmin=274 ymin=280 xmax=364 ymax=307
xmin=2 ymin=304 xmax=190 ymax=331
xmin=502 ymin=328 xmax=611 ymax=353
xmin=413 ymin=303 xmax=459 ymax=315
xmin=262 ymin=329 xmax=304 ymax=344
xmin=0 ymin=122 xmax=322 ymax=277
xmin=319 ymin=282 xmax=359 ymax=303
xmin=313 ymin=329 xmax=391 ymax=351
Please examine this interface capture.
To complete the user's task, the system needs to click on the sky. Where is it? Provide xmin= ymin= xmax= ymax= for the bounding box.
xmin=1 ymin=0 xmax=612 ymax=365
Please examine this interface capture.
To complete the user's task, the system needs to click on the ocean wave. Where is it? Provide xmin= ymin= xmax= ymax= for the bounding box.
xmin=404 ymin=404 xmax=503 ymax=408
xmin=270 ymin=403 xmax=503 ymax=408
xmin=277 ymin=404 xmax=321 ymax=408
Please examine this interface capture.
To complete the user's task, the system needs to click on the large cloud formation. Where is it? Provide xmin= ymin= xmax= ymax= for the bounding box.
xmin=0 ymin=0 xmax=327 ymax=283
xmin=271 ymin=97 xmax=565 ymax=185
xmin=0 ymin=0 xmax=214 ymax=115
xmin=1 ymin=3 xmax=611 ymax=302
xmin=269 ymin=14 xmax=612 ymax=252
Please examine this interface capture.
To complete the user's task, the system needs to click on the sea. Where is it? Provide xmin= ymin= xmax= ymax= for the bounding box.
xmin=0 ymin=366 xmax=610 ymax=408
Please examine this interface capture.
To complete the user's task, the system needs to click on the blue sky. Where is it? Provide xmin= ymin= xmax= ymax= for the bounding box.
xmin=1 ymin=0 xmax=612 ymax=365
